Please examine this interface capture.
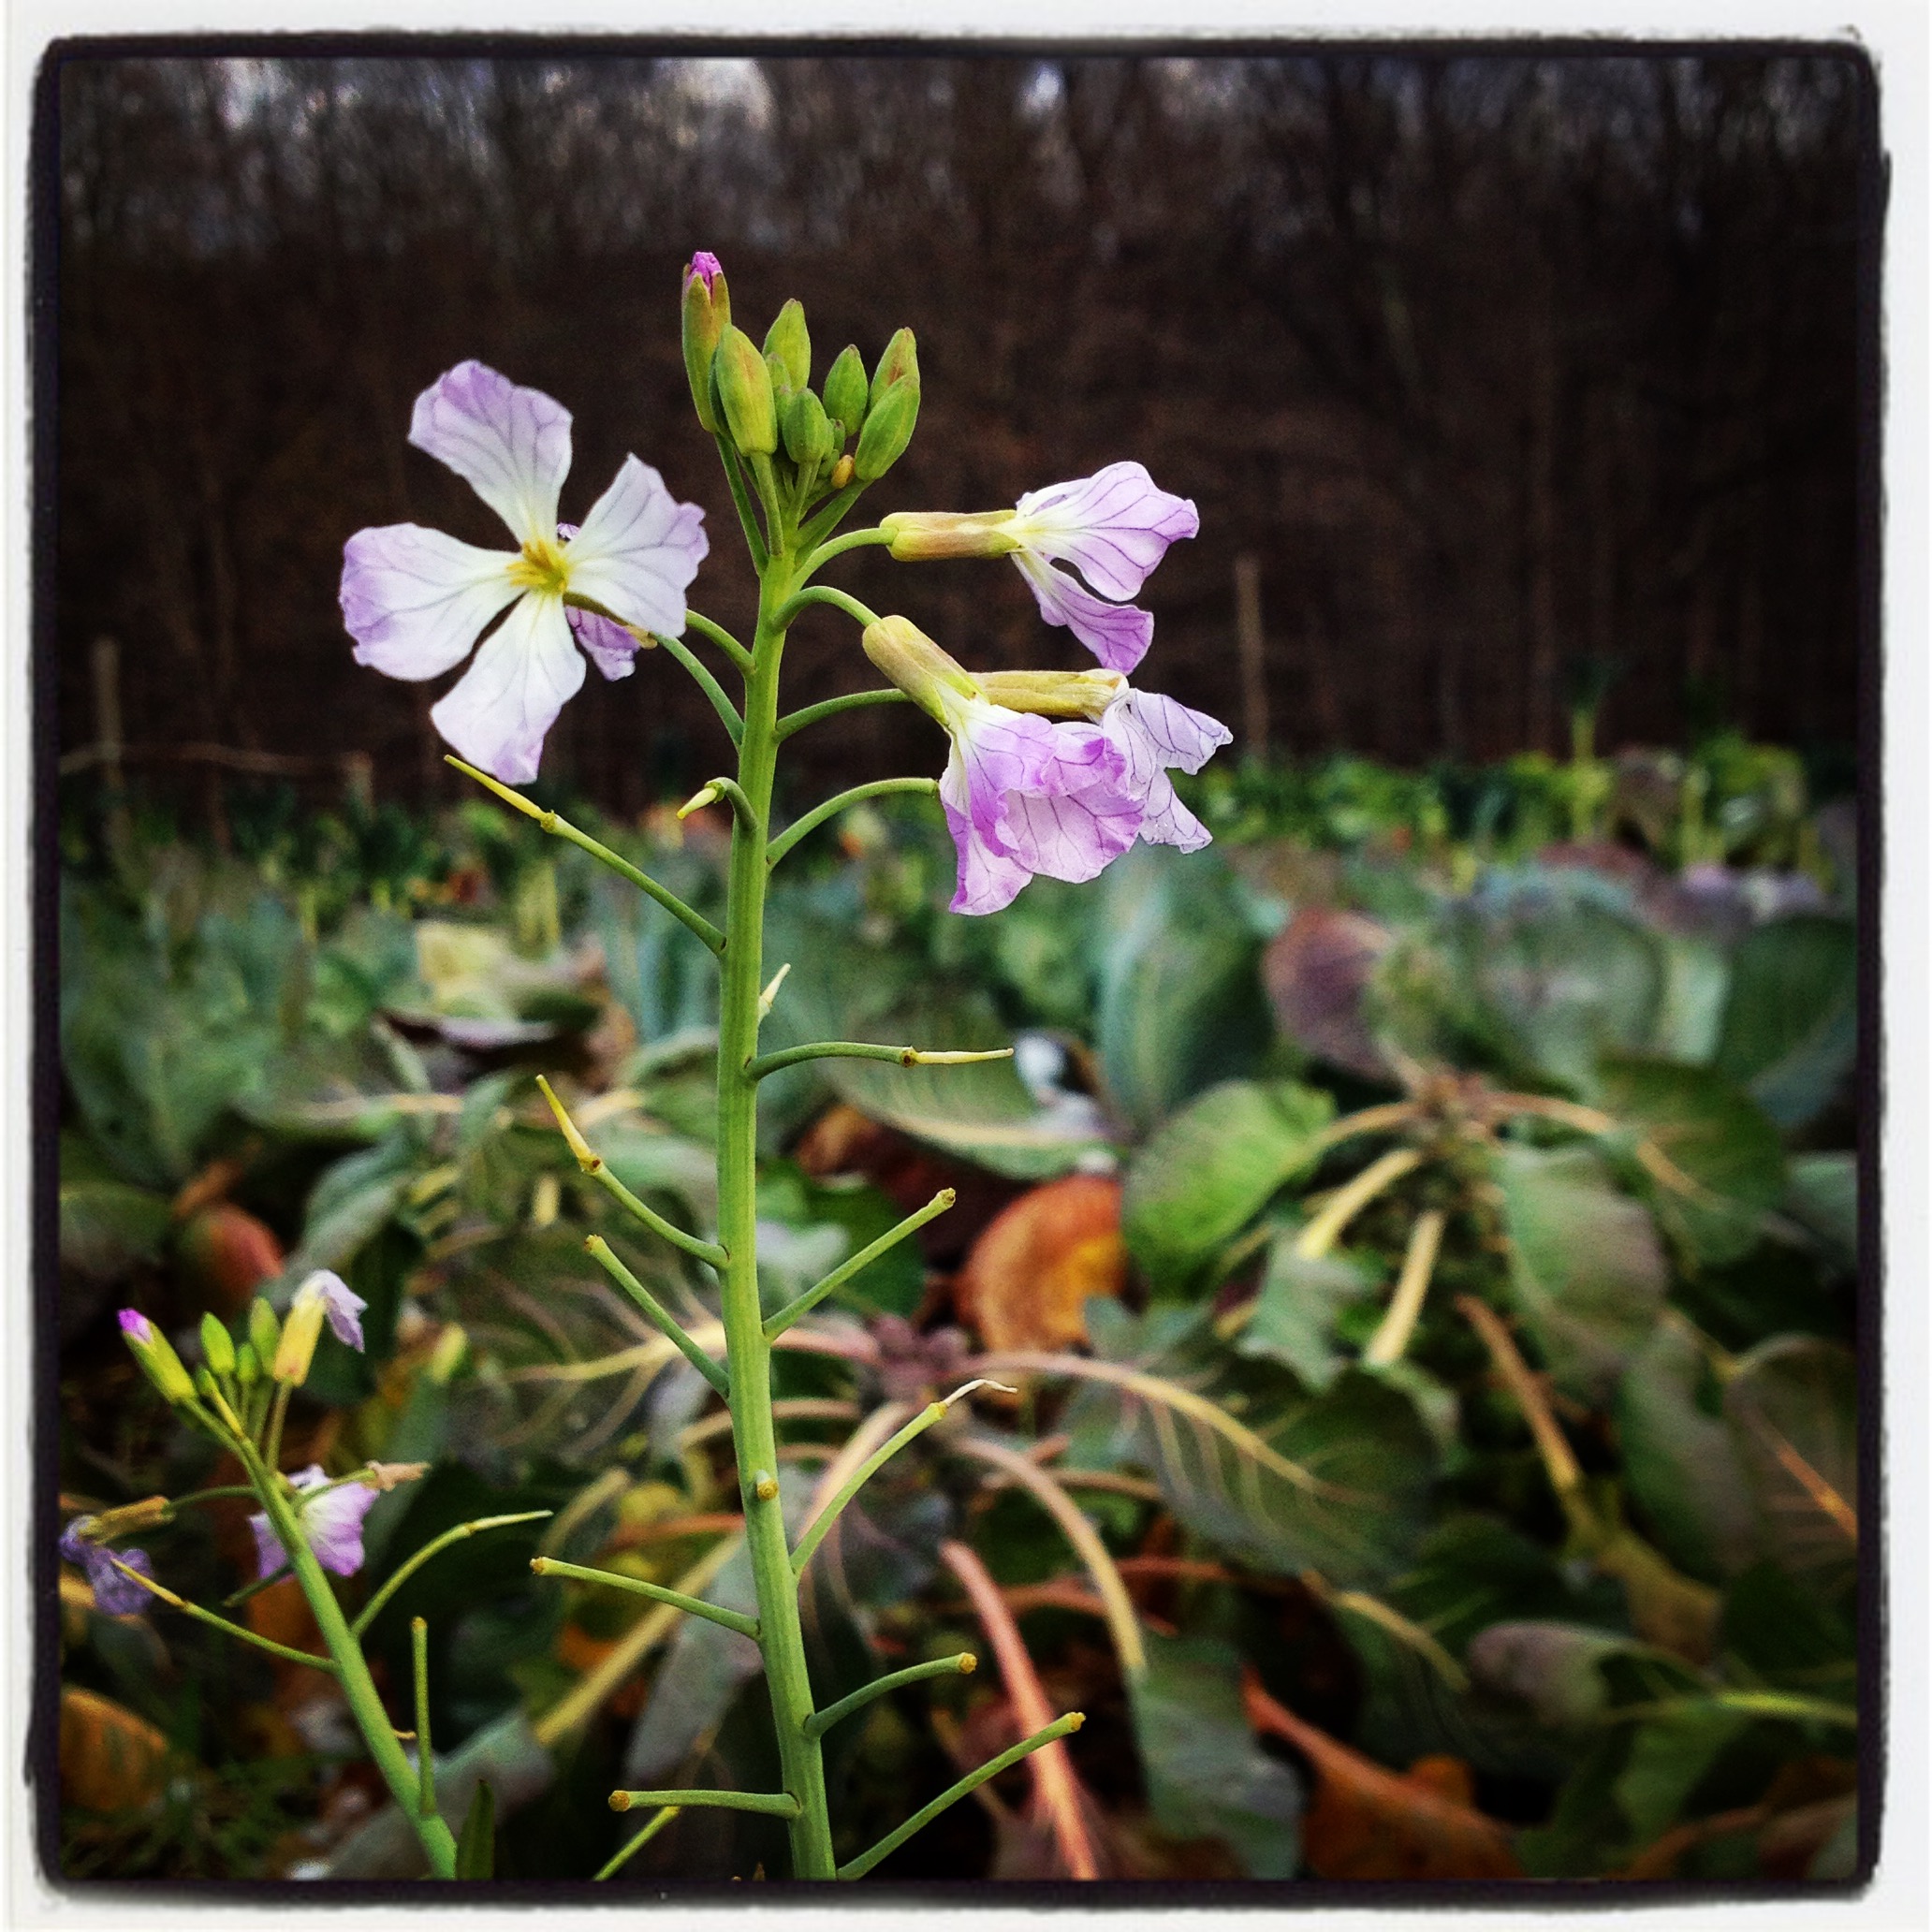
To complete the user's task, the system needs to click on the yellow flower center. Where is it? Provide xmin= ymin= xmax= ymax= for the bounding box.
xmin=507 ymin=534 xmax=570 ymax=596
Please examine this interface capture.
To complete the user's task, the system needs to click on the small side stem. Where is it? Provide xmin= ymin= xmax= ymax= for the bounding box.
xmin=651 ymin=632 xmax=744 ymax=742
xmin=767 ymin=778 xmax=939 ymax=869
xmin=683 ymin=607 xmax=755 ymax=674
xmin=803 ymin=1654 xmax=978 ymax=1741
xmin=610 ymin=1788 xmax=799 ymax=1819
xmin=583 ymin=1237 xmax=730 ymax=1398
xmin=531 ymin=1556 xmax=760 ymax=1639
xmin=594 ymin=1804 xmax=682 ymax=1881
xmin=352 ymin=1512 xmax=553 ymax=1638
xmin=716 ymin=436 xmax=768 ymax=570
xmin=775 ymin=583 xmax=881 ymax=632
xmin=1295 ymin=1147 xmax=1424 ymax=1260
xmin=764 ymin=1188 xmax=955 ymax=1341
xmin=776 ymin=687 xmax=910 ymax=741
xmin=802 ymin=525 xmax=895 ymax=574
xmin=411 ymin=1617 xmax=435 ymax=1818
xmin=1362 ymin=1209 xmax=1447 ymax=1367
xmin=100 ymin=1555 xmax=337 ymax=1673
xmin=745 ymin=1040 xmax=1011 ymax=1082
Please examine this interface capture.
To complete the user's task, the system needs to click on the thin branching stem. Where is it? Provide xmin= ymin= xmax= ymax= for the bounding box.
xmin=582 ymin=1237 xmax=730 ymax=1398
xmin=767 ymin=778 xmax=939 ymax=868
xmin=745 ymin=1040 xmax=1012 ymax=1081
xmin=775 ymin=583 xmax=881 ymax=632
xmin=683 ymin=607 xmax=755 ymax=674
xmin=530 ymin=1557 xmax=760 ymax=1639
xmin=775 ymin=686 xmax=910 ymax=740
xmin=351 ymin=1513 xmax=553 ymax=1638
xmin=764 ymin=1189 xmax=956 ymax=1341
xmin=803 ymin=1653 xmax=978 ymax=1740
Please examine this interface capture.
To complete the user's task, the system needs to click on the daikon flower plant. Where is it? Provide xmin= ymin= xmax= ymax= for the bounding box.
xmin=88 ymin=256 xmax=1227 ymax=1881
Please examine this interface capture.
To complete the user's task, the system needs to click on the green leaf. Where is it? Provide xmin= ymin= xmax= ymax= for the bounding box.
xmin=1617 ymin=1321 xmax=1761 ymax=1582
xmin=1721 ymin=1337 xmax=1857 ymax=1586
xmin=1496 ymin=1144 xmax=1668 ymax=1399
xmin=1094 ymin=844 xmax=1275 ymax=1136
xmin=1783 ymin=1152 xmax=1857 ymax=1273
xmin=1237 ymin=1230 xmax=1380 ymax=1391
xmin=1719 ymin=1561 xmax=1856 ymax=1696
xmin=1614 ymin=1705 xmax=1747 ymax=1844
xmin=1713 ymin=915 xmax=1857 ymax=1130
xmin=58 ymin=1178 xmax=172 ymax=1281
xmin=279 ymin=1131 xmax=418 ymax=1288
xmin=1122 ymin=1081 xmax=1335 ymax=1293
xmin=1129 ymin=1634 xmax=1301 ymax=1879
xmin=455 ymin=1779 xmax=495 ymax=1880
xmin=1596 ymin=1057 xmax=1785 ymax=1267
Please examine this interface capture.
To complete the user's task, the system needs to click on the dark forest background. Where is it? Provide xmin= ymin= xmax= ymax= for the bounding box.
xmin=46 ymin=49 xmax=1870 ymax=821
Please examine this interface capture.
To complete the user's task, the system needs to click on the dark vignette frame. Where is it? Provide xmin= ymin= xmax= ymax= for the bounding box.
xmin=24 ymin=26 xmax=1886 ymax=1911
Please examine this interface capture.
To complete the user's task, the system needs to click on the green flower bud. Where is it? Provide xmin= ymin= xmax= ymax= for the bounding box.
xmin=854 ymin=379 xmax=919 ymax=481
xmin=860 ymin=616 xmax=981 ymax=725
xmin=272 ymin=1292 xmax=327 ymax=1387
xmin=714 ymin=325 xmax=778 ymax=456
xmin=235 ymin=1341 xmax=261 ymax=1388
xmin=823 ymin=344 xmax=869 ymax=440
xmin=783 ymin=388 xmax=833 ymax=468
xmin=880 ymin=510 xmax=1022 ymax=562
xmin=248 ymin=1296 xmax=281 ymax=1365
xmin=765 ymin=350 xmax=795 ymax=405
xmin=199 ymin=1310 xmax=236 ymax=1378
xmin=117 ymin=1309 xmax=197 ymax=1405
xmin=764 ymin=299 xmax=811 ymax=392
xmin=870 ymin=328 xmax=919 ymax=410
xmin=977 ymin=669 xmax=1128 ymax=719
xmin=681 ymin=253 xmax=731 ymax=433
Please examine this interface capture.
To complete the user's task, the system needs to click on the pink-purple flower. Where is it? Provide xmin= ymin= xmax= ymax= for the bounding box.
xmin=60 ymin=1524 xmax=156 ymax=1617
xmin=249 ymin=1467 xmax=381 ymax=1581
xmin=299 ymin=1269 xmax=368 ymax=1353
xmin=341 ymin=361 xmax=709 ymax=783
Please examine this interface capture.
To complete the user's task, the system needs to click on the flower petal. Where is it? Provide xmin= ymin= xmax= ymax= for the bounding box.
xmin=564 ymin=455 xmax=710 ymax=637
xmin=409 ymin=361 xmax=573 ymax=548
xmin=300 ymin=1485 xmax=380 ymax=1579
xmin=1012 ymin=551 xmax=1154 ymax=674
xmin=1103 ymin=689 xmax=1231 ymax=851
xmin=566 ymin=606 xmax=643 ymax=681
xmin=85 ymin=1543 xmax=157 ymax=1617
xmin=1012 ymin=461 xmax=1200 ymax=600
xmin=1000 ymin=782 xmax=1144 ymax=884
xmin=298 ymin=1269 xmax=367 ymax=1352
xmin=342 ymin=523 xmax=520 ymax=680
xmin=941 ymin=778 xmax=1035 ymax=915
xmin=430 ymin=593 xmax=585 ymax=784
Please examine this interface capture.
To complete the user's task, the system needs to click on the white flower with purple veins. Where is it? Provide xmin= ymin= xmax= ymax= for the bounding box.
xmin=60 ymin=1524 xmax=156 ymax=1617
xmin=250 ymin=1467 xmax=381 ymax=1581
xmin=934 ymin=687 xmax=1142 ymax=917
xmin=298 ymin=1269 xmax=368 ymax=1352
xmin=1096 ymin=687 xmax=1232 ymax=851
xmin=341 ymin=361 xmax=709 ymax=783
xmin=1004 ymin=463 xmax=1199 ymax=674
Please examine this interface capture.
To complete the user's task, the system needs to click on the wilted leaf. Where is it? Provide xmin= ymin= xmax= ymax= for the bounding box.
xmin=60 ymin=1686 xmax=170 ymax=1812
xmin=1597 ymin=1057 xmax=1785 ymax=1267
xmin=1617 ymin=1320 xmax=1761 ymax=1582
xmin=954 ymin=1175 xmax=1126 ymax=1351
xmin=1122 ymin=1080 xmax=1335 ymax=1293
xmin=1130 ymin=1634 xmax=1301 ymax=1879
xmin=1262 ymin=904 xmax=1393 ymax=1079
xmin=1242 ymin=1673 xmax=1521 ymax=1879
xmin=1713 ymin=915 xmax=1856 ymax=1130
xmin=1721 ymin=1337 xmax=1857 ymax=1585
xmin=1497 ymin=1143 xmax=1668 ymax=1398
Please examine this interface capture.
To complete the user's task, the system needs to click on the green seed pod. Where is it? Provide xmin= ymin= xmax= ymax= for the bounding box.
xmin=681 ymin=255 xmax=731 ymax=433
xmin=763 ymin=299 xmax=811 ymax=392
xmin=823 ymin=344 xmax=869 ymax=441
xmin=854 ymin=376 xmax=920 ymax=481
xmin=869 ymin=328 xmax=919 ymax=410
xmin=714 ymin=325 xmax=778 ymax=456
xmin=248 ymin=1296 xmax=281 ymax=1365
xmin=783 ymin=388 xmax=833 ymax=468
xmin=199 ymin=1310 xmax=236 ymax=1378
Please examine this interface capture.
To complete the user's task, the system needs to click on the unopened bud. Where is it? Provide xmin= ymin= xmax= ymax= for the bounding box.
xmin=91 ymin=1495 xmax=172 ymax=1538
xmin=977 ymin=668 xmax=1126 ymax=720
xmin=248 ymin=1296 xmax=281 ymax=1366
xmin=235 ymin=1341 xmax=261 ymax=1387
xmin=764 ymin=350 xmax=795 ymax=405
xmin=830 ymin=454 xmax=856 ymax=490
xmin=880 ymin=511 xmax=1021 ymax=563
xmin=855 ymin=380 xmax=919 ymax=482
xmin=861 ymin=616 xmax=981 ymax=725
xmin=429 ymin=1323 xmax=469 ymax=1385
xmin=763 ymin=299 xmax=811 ymax=392
xmin=199 ymin=1310 xmax=236 ymax=1378
xmin=681 ymin=253 xmax=730 ymax=432
xmin=869 ymin=328 xmax=919 ymax=409
xmin=823 ymin=345 xmax=868 ymax=441
xmin=714 ymin=326 xmax=777 ymax=456
xmin=117 ymin=1310 xmax=196 ymax=1405
xmin=783 ymin=388 xmax=833 ymax=468
xmin=271 ymin=1292 xmax=327 ymax=1386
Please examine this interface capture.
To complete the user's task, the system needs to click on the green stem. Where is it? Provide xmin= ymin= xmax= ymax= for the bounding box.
xmin=167 ymin=1484 xmax=259 ymax=1511
xmin=716 ymin=436 xmax=768 ymax=571
xmin=262 ymin=1382 xmax=292 ymax=1475
xmin=652 ymin=632 xmax=744 ymax=742
xmin=100 ymin=1554 xmax=337 ymax=1673
xmin=798 ymin=480 xmax=870 ymax=554
xmin=351 ymin=1512 xmax=553 ymax=1638
xmin=594 ymin=1804 xmax=682 ymax=1881
xmin=763 ymin=1188 xmax=956 ymax=1341
xmin=610 ymin=1788 xmax=800 ymax=1819
xmin=235 ymin=1438 xmax=460 ymax=1877
xmin=708 ymin=553 xmax=839 ymax=1879
xmin=583 ymin=1237 xmax=730 ymax=1399
xmin=836 ymin=1715 xmax=1086 ymax=1880
xmin=531 ymin=1557 xmax=759 ymax=1639
xmin=683 ymin=607 xmax=755 ymax=675
xmin=776 ymin=687 xmax=910 ymax=741
xmin=766 ymin=778 xmax=939 ymax=868
xmin=803 ymin=1653 xmax=977 ymax=1740
xmin=411 ymin=1617 xmax=435 ymax=1818
xmin=445 ymin=758 xmax=724 ymax=954
xmin=681 ymin=774 xmax=762 ymax=833
xmin=802 ymin=525 xmax=895 ymax=574
xmin=776 ymin=583 xmax=881 ymax=632
xmin=746 ymin=1040 xmax=1012 ymax=1082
